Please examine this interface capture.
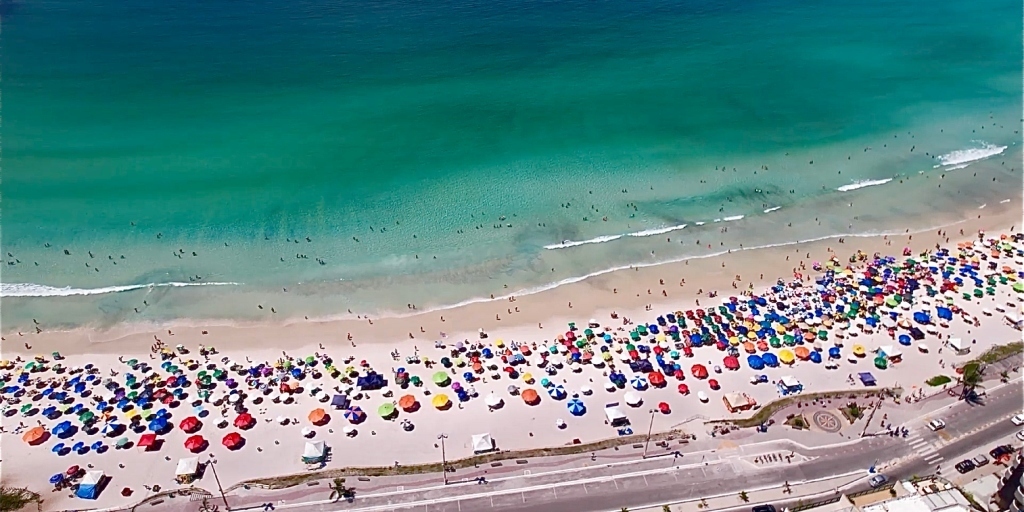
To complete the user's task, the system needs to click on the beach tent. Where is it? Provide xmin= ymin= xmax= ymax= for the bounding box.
xmin=302 ymin=441 xmax=326 ymax=464
xmin=75 ymin=471 xmax=104 ymax=500
xmin=779 ymin=376 xmax=802 ymax=393
xmin=471 ymin=433 xmax=495 ymax=454
xmin=947 ymin=338 xmax=969 ymax=355
xmin=858 ymin=372 xmax=876 ymax=386
xmin=175 ymin=458 xmax=199 ymax=483
xmin=330 ymin=394 xmax=350 ymax=410
xmin=604 ymin=405 xmax=628 ymax=426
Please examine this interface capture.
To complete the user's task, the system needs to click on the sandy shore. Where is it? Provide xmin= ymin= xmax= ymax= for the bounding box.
xmin=1 ymin=201 xmax=1021 ymax=510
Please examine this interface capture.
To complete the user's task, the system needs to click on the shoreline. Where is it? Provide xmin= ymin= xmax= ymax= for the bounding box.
xmin=3 ymin=198 xmax=1018 ymax=357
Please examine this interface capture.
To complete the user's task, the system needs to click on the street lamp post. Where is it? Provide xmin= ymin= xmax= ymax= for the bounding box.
xmin=642 ymin=408 xmax=656 ymax=458
xmin=437 ymin=433 xmax=449 ymax=485
xmin=207 ymin=456 xmax=231 ymax=511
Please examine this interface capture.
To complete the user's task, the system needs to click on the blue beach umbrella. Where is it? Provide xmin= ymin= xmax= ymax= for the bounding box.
xmin=828 ymin=347 xmax=841 ymax=359
xmin=897 ymin=334 xmax=911 ymax=346
xmin=547 ymin=385 xmax=566 ymax=399
xmin=72 ymin=441 xmax=86 ymax=453
xmin=52 ymin=443 xmax=66 ymax=454
xmin=49 ymin=473 xmax=65 ymax=485
xmin=42 ymin=406 xmax=57 ymax=417
xmin=148 ymin=417 xmax=168 ymax=432
xmin=51 ymin=421 xmax=73 ymax=437
xmin=762 ymin=353 xmax=779 ymax=367
xmin=747 ymin=355 xmax=764 ymax=370
xmin=630 ymin=376 xmax=648 ymax=390
xmin=567 ymin=398 xmax=586 ymax=416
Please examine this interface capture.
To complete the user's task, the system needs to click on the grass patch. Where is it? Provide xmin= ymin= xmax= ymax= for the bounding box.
xmin=976 ymin=342 xmax=1023 ymax=365
xmin=925 ymin=375 xmax=952 ymax=386
xmin=784 ymin=414 xmax=807 ymax=430
xmin=235 ymin=429 xmax=689 ymax=490
xmin=839 ymin=402 xmax=865 ymax=423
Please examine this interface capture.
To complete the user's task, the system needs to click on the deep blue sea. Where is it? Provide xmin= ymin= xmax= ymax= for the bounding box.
xmin=2 ymin=0 xmax=1020 ymax=329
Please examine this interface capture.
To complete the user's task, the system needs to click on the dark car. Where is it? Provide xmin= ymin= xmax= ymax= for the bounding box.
xmin=869 ymin=474 xmax=889 ymax=488
xmin=990 ymin=445 xmax=1014 ymax=459
xmin=751 ymin=506 xmax=777 ymax=512
xmin=954 ymin=459 xmax=976 ymax=474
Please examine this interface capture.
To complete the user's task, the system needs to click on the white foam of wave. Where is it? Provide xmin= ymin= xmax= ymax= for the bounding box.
xmin=1 ymin=281 xmax=240 ymax=298
xmin=694 ymin=221 xmax=706 ymax=226
xmin=763 ymin=206 xmax=781 ymax=214
xmin=395 ymin=219 xmax=970 ymax=319
xmin=945 ymin=163 xmax=970 ymax=171
xmin=934 ymin=142 xmax=1007 ymax=168
xmin=627 ymin=224 xmax=687 ymax=237
xmin=723 ymin=215 xmax=744 ymax=222
xmin=1001 ymin=199 xmax=1011 ymax=204
xmin=543 ymin=234 xmax=622 ymax=250
xmin=836 ymin=178 xmax=892 ymax=192
xmin=978 ymin=204 xmax=986 ymax=209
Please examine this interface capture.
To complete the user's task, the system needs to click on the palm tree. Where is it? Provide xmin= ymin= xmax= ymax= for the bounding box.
xmin=739 ymin=491 xmax=750 ymax=502
xmin=959 ymin=362 xmax=983 ymax=401
xmin=328 ymin=478 xmax=352 ymax=502
xmin=0 ymin=487 xmax=40 ymax=512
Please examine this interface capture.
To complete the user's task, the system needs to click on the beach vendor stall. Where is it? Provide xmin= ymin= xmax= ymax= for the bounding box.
xmin=302 ymin=441 xmax=327 ymax=464
xmin=471 ymin=433 xmax=495 ymax=454
xmin=604 ymin=404 xmax=629 ymax=427
xmin=75 ymin=470 xmax=106 ymax=500
xmin=722 ymin=392 xmax=757 ymax=413
xmin=946 ymin=337 xmax=969 ymax=355
xmin=777 ymin=376 xmax=803 ymax=395
xmin=174 ymin=457 xmax=199 ymax=484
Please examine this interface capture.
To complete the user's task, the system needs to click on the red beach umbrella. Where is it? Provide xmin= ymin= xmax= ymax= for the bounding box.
xmin=222 ymin=432 xmax=243 ymax=450
xmin=658 ymin=402 xmax=671 ymax=414
xmin=677 ymin=383 xmax=689 ymax=395
xmin=184 ymin=435 xmax=205 ymax=452
xmin=708 ymin=379 xmax=720 ymax=390
xmin=723 ymin=356 xmax=740 ymax=370
xmin=647 ymin=372 xmax=666 ymax=387
xmin=179 ymin=416 xmax=201 ymax=433
xmin=137 ymin=433 xmax=157 ymax=449
xmin=691 ymin=364 xmax=708 ymax=379
xmin=233 ymin=413 xmax=253 ymax=429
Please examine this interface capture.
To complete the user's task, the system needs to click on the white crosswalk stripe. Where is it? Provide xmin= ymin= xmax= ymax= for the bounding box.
xmin=905 ymin=431 xmax=944 ymax=463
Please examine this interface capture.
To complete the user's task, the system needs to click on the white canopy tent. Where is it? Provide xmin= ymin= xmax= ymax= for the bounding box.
xmin=471 ymin=433 xmax=495 ymax=453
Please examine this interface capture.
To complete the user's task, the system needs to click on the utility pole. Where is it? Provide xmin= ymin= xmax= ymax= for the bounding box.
xmin=642 ymin=409 xmax=656 ymax=458
xmin=437 ymin=433 xmax=449 ymax=484
xmin=207 ymin=456 xmax=230 ymax=511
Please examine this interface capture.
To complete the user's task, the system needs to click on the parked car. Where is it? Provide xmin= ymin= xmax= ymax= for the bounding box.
xmin=990 ymin=445 xmax=1014 ymax=459
xmin=1012 ymin=413 xmax=1024 ymax=426
xmin=751 ymin=506 xmax=777 ymax=512
xmin=1017 ymin=430 xmax=1024 ymax=442
xmin=954 ymin=459 xmax=976 ymax=474
xmin=927 ymin=419 xmax=946 ymax=431
xmin=973 ymin=454 xmax=989 ymax=467
xmin=869 ymin=474 xmax=889 ymax=488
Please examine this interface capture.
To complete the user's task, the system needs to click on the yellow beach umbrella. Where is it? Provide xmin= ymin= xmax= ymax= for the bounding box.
xmin=495 ymin=339 xmax=504 ymax=348
xmin=522 ymin=373 xmax=534 ymax=383
xmin=852 ymin=344 xmax=866 ymax=357
xmin=432 ymin=394 xmax=451 ymax=409
xmin=778 ymin=349 xmax=795 ymax=364
xmin=729 ymin=337 xmax=740 ymax=346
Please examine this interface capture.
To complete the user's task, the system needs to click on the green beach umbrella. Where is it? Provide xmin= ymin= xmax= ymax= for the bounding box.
xmin=79 ymin=410 xmax=96 ymax=423
xmin=20 ymin=403 xmax=32 ymax=414
xmin=583 ymin=328 xmax=594 ymax=337
xmin=873 ymin=356 xmax=887 ymax=370
xmin=127 ymin=391 xmax=138 ymax=400
xmin=1014 ymin=282 xmax=1024 ymax=293
xmin=410 ymin=376 xmax=422 ymax=386
xmin=197 ymin=371 xmax=208 ymax=379
xmin=213 ymin=369 xmax=225 ymax=379
xmin=769 ymin=337 xmax=781 ymax=348
xmin=377 ymin=403 xmax=396 ymax=418
xmin=116 ymin=437 xmax=130 ymax=448
xmin=432 ymin=372 xmax=450 ymax=386
xmin=126 ymin=359 xmax=139 ymax=367
xmin=305 ymin=356 xmax=316 ymax=365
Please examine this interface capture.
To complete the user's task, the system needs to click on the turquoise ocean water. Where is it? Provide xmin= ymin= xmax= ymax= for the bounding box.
xmin=2 ymin=0 xmax=1021 ymax=330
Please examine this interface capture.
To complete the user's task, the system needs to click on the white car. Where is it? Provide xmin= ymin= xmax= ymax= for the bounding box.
xmin=1017 ymin=430 xmax=1024 ymax=442
xmin=697 ymin=391 xmax=709 ymax=403
xmin=1012 ymin=414 xmax=1024 ymax=426
xmin=927 ymin=419 xmax=946 ymax=431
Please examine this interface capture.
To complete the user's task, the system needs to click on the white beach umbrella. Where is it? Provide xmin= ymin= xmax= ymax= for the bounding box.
xmin=580 ymin=386 xmax=593 ymax=395
xmin=623 ymin=392 xmax=642 ymax=407
xmin=301 ymin=427 xmax=314 ymax=437
xmin=485 ymin=393 xmax=503 ymax=408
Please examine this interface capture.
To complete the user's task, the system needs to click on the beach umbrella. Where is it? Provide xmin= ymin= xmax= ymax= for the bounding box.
xmin=72 ymin=441 xmax=86 ymax=453
xmin=344 ymin=406 xmax=366 ymax=422
xmin=432 ymin=372 xmax=450 ymax=386
xmin=630 ymin=376 xmax=648 ymax=390
xmin=378 ymin=403 xmax=397 ymax=418
xmin=547 ymin=385 xmax=566 ymax=399
xmin=648 ymin=372 xmax=666 ymax=387
xmin=778 ymin=349 xmax=795 ymax=364
xmin=484 ymin=393 xmax=503 ymax=408
xmin=78 ymin=410 xmax=96 ymax=424
xmin=115 ymin=437 xmax=130 ymax=448
xmin=431 ymin=394 xmax=451 ymax=409
xmin=308 ymin=408 xmax=326 ymax=424
xmin=222 ymin=432 xmax=243 ymax=450
xmin=623 ymin=392 xmax=642 ymax=406
xmin=90 ymin=441 xmax=104 ymax=452
xmin=52 ymin=443 xmax=66 ymax=454
xmin=567 ymin=398 xmax=586 ymax=416
xmin=398 ymin=395 xmax=417 ymax=411
xmin=179 ymin=416 xmax=201 ymax=433
xmin=677 ymin=383 xmax=689 ymax=395
xmin=658 ymin=402 xmax=671 ymax=414
xmin=828 ymin=347 xmax=841 ymax=359
xmin=52 ymin=420 xmax=73 ymax=437
xmin=184 ymin=435 xmax=205 ymax=452
xmin=691 ymin=364 xmax=708 ymax=379
xmin=22 ymin=426 xmax=47 ymax=445
xmin=521 ymin=388 xmax=540 ymax=405
xmin=723 ymin=356 xmax=740 ymax=370
xmin=233 ymin=412 xmax=253 ymax=429
xmin=49 ymin=473 xmax=65 ymax=485
xmin=147 ymin=417 xmax=168 ymax=432
xmin=762 ymin=353 xmax=779 ymax=367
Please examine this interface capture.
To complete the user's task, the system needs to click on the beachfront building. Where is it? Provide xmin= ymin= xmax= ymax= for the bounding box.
xmin=992 ymin=448 xmax=1024 ymax=511
xmin=175 ymin=457 xmax=200 ymax=484
xmin=797 ymin=477 xmax=974 ymax=512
